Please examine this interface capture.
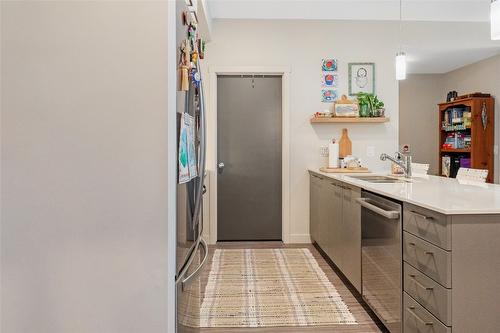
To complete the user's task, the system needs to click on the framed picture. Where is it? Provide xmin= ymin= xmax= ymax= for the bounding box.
xmin=322 ymin=59 xmax=337 ymax=72
xmin=321 ymin=73 xmax=338 ymax=87
xmin=348 ymin=63 xmax=375 ymax=95
xmin=321 ymin=89 xmax=337 ymax=103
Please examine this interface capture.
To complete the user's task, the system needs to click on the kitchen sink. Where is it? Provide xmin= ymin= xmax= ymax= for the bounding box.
xmin=347 ymin=175 xmax=412 ymax=183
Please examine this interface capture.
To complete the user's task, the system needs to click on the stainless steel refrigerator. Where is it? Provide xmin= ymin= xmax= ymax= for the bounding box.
xmin=175 ymin=0 xmax=207 ymax=332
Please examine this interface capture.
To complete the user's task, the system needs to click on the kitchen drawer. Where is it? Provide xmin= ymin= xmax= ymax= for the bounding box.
xmin=404 ymin=232 xmax=452 ymax=288
xmin=404 ymin=262 xmax=452 ymax=326
xmin=404 ymin=293 xmax=451 ymax=333
xmin=403 ymin=203 xmax=451 ymax=251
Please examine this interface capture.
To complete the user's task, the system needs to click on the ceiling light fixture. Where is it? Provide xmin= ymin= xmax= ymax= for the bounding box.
xmin=492 ymin=0 xmax=500 ymax=40
xmin=396 ymin=0 xmax=406 ymax=80
xmin=396 ymin=52 xmax=407 ymax=80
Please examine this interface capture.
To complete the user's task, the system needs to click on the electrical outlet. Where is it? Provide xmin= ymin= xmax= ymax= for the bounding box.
xmin=366 ymin=146 xmax=375 ymax=157
xmin=319 ymin=146 xmax=329 ymax=157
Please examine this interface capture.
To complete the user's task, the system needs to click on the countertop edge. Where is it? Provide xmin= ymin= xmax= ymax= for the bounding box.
xmin=308 ymin=169 xmax=500 ymax=215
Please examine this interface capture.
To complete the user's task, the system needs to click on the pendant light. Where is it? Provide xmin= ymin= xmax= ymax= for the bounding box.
xmin=492 ymin=0 xmax=500 ymax=40
xmin=396 ymin=52 xmax=407 ymax=80
xmin=396 ymin=0 xmax=407 ymax=80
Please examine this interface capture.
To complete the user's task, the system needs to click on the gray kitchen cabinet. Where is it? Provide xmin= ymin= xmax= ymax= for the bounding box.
xmin=340 ymin=183 xmax=361 ymax=293
xmin=402 ymin=207 xmax=500 ymax=332
xmin=309 ymin=173 xmax=322 ymax=243
xmin=309 ymin=172 xmax=361 ymax=293
xmin=317 ymin=177 xmax=332 ymax=251
xmin=310 ymin=173 xmax=329 ymax=250
xmin=324 ymin=180 xmax=343 ymax=265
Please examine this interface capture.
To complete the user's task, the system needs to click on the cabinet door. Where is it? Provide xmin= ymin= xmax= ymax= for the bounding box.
xmin=309 ymin=174 xmax=322 ymax=243
xmin=317 ymin=177 xmax=330 ymax=250
xmin=327 ymin=181 xmax=343 ymax=267
xmin=341 ymin=185 xmax=362 ymax=292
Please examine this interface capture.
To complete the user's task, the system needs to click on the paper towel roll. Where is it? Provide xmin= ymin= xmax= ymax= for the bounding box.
xmin=329 ymin=142 xmax=339 ymax=168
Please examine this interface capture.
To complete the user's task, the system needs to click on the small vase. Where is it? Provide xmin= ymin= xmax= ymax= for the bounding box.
xmin=359 ymin=104 xmax=370 ymax=117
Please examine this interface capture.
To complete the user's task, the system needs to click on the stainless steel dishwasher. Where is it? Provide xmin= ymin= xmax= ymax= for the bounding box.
xmin=357 ymin=191 xmax=402 ymax=333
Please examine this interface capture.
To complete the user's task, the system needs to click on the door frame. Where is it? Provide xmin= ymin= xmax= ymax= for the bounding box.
xmin=207 ymin=66 xmax=291 ymax=244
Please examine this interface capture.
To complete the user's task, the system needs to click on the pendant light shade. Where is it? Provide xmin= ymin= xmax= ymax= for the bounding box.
xmin=396 ymin=52 xmax=407 ymax=81
xmin=492 ymin=0 xmax=500 ymax=40
xmin=396 ymin=0 xmax=406 ymax=80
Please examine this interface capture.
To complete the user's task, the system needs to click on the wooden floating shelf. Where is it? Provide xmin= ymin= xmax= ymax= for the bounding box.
xmin=440 ymin=148 xmax=471 ymax=153
xmin=310 ymin=117 xmax=390 ymax=124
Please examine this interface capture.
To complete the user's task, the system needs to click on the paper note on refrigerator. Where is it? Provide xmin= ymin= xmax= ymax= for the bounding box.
xmin=185 ymin=113 xmax=198 ymax=179
xmin=178 ymin=113 xmax=190 ymax=184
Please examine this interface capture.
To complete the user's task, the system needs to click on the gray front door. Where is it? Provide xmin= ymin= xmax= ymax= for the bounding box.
xmin=217 ymin=75 xmax=282 ymax=241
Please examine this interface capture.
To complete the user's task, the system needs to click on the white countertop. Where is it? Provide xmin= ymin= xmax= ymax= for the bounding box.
xmin=309 ymin=169 xmax=500 ymax=215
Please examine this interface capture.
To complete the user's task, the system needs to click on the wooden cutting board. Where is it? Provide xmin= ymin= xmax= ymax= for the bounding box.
xmin=320 ymin=167 xmax=370 ymax=173
xmin=338 ymin=128 xmax=352 ymax=158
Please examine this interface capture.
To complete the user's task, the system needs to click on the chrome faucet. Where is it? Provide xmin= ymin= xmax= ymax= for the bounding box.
xmin=380 ymin=152 xmax=412 ymax=178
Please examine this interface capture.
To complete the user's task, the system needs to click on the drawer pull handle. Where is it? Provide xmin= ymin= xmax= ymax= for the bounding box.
xmin=409 ymin=274 xmax=434 ymax=291
xmin=407 ymin=242 xmax=434 ymax=255
xmin=410 ymin=210 xmax=433 ymax=220
xmin=407 ymin=306 xmax=434 ymax=326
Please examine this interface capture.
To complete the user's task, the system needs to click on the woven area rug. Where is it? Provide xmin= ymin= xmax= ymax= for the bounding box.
xmin=197 ymin=248 xmax=357 ymax=328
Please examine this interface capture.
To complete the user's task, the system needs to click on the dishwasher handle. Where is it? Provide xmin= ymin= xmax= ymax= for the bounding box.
xmin=356 ymin=197 xmax=400 ymax=219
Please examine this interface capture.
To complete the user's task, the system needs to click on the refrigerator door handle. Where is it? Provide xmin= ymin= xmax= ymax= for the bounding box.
xmin=190 ymin=62 xmax=207 ymax=231
xmin=181 ymin=237 xmax=208 ymax=290
xmin=175 ymin=239 xmax=199 ymax=285
xmin=175 ymin=238 xmax=198 ymax=284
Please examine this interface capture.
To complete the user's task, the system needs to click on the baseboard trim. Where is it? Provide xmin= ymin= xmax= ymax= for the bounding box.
xmin=206 ymin=234 xmax=312 ymax=245
xmin=288 ymin=233 xmax=312 ymax=244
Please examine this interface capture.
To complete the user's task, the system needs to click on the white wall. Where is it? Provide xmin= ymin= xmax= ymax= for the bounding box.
xmin=204 ymin=19 xmax=400 ymax=243
xmin=399 ymin=74 xmax=443 ymax=175
xmin=1 ymin=2 xmax=174 ymax=332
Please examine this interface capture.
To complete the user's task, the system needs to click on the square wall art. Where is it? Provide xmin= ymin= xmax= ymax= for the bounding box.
xmin=321 ymin=73 xmax=338 ymax=87
xmin=322 ymin=58 xmax=337 ymax=72
xmin=321 ymin=89 xmax=337 ymax=103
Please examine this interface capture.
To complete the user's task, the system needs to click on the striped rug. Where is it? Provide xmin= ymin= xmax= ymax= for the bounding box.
xmin=197 ymin=248 xmax=357 ymax=328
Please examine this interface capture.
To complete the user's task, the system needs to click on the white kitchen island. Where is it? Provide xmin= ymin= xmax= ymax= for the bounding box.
xmin=309 ymin=169 xmax=500 ymax=333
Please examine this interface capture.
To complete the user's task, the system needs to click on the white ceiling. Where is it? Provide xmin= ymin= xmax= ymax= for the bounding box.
xmin=204 ymin=0 xmax=500 ymax=73
xmin=403 ymin=21 xmax=500 ymax=73
xmin=207 ymin=0 xmax=492 ymax=22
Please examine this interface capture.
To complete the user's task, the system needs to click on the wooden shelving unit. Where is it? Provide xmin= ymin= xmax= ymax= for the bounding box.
xmin=441 ymin=148 xmax=471 ymax=153
xmin=438 ymin=97 xmax=495 ymax=183
xmin=310 ymin=117 xmax=390 ymax=124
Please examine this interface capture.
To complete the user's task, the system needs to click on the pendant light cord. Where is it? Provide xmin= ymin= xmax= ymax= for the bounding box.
xmin=399 ymin=0 xmax=403 ymax=53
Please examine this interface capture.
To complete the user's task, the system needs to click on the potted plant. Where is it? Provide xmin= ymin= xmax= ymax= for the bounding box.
xmin=355 ymin=93 xmax=385 ymax=117
xmin=372 ymin=95 xmax=385 ymax=117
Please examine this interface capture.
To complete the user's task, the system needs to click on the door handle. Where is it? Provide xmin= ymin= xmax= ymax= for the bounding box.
xmin=407 ymin=306 xmax=434 ymax=326
xmin=410 ymin=210 xmax=433 ymax=220
xmin=218 ymin=162 xmax=225 ymax=175
xmin=355 ymin=198 xmax=400 ymax=219
xmin=409 ymin=274 xmax=434 ymax=291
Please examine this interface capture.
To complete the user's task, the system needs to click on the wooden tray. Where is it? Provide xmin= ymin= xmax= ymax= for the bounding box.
xmin=319 ymin=167 xmax=370 ymax=173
